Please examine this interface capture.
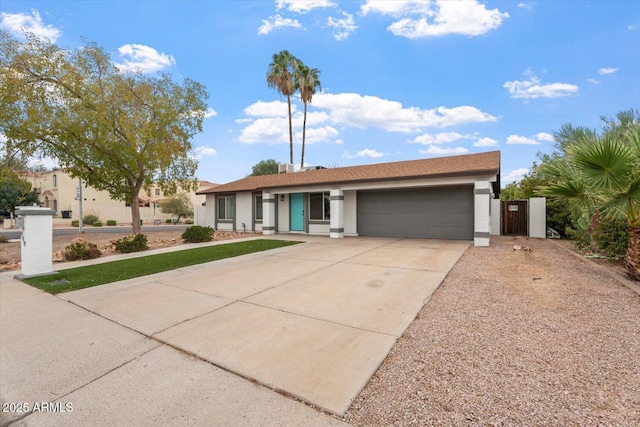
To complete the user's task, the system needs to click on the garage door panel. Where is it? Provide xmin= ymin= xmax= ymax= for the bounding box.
xmin=357 ymin=187 xmax=473 ymax=240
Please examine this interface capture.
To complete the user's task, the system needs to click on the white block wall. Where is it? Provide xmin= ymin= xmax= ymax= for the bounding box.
xmin=529 ymin=197 xmax=547 ymax=238
xmin=17 ymin=207 xmax=55 ymax=276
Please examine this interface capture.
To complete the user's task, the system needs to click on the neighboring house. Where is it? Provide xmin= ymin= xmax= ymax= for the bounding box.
xmin=19 ymin=169 xmax=216 ymax=224
xmin=197 ymin=151 xmax=500 ymax=247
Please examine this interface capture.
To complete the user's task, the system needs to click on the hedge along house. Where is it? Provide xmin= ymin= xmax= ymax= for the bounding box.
xmin=197 ymin=151 xmax=501 ymax=247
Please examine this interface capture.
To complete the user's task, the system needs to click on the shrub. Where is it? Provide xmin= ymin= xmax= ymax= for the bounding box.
xmin=106 ymin=220 xmax=116 ymax=226
xmin=92 ymin=221 xmax=103 ymax=227
xmin=114 ymin=234 xmax=148 ymax=253
xmin=0 ymin=235 xmax=8 ymax=243
xmin=71 ymin=220 xmax=79 ymax=227
xmin=592 ymin=215 xmax=628 ymax=260
xmin=166 ymin=219 xmax=172 ymax=224
xmin=185 ymin=219 xmax=194 ymax=224
xmin=83 ymin=214 xmax=99 ymax=225
xmin=181 ymin=225 xmax=214 ymax=243
xmin=64 ymin=240 xmax=102 ymax=261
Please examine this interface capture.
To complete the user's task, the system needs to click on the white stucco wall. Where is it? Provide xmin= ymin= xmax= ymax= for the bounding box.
xmin=529 ymin=197 xmax=546 ymax=239
xmin=309 ymin=223 xmax=330 ymax=234
xmin=277 ymin=193 xmax=290 ymax=232
xmin=344 ymin=190 xmax=357 ymax=236
xmin=490 ymin=198 xmax=501 ymax=236
xmin=235 ymin=192 xmax=252 ymax=232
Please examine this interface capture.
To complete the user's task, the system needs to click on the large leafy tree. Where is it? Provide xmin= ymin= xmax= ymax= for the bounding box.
xmin=250 ymin=159 xmax=279 ymax=176
xmin=295 ymin=64 xmax=321 ymax=168
xmin=0 ymin=31 xmax=208 ymax=234
xmin=539 ymin=110 xmax=640 ymax=280
xmin=0 ymin=170 xmax=39 ymax=215
xmin=266 ymin=50 xmax=299 ymax=165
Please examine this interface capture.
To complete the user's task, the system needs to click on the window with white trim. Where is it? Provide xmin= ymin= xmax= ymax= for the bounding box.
xmin=309 ymin=192 xmax=330 ymax=221
xmin=217 ymin=196 xmax=234 ymax=220
xmin=254 ymin=194 xmax=263 ymax=221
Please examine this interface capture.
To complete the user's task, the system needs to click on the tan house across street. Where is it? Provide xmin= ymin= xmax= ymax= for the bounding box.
xmin=197 ymin=151 xmax=501 ymax=247
xmin=19 ymin=169 xmax=216 ymax=225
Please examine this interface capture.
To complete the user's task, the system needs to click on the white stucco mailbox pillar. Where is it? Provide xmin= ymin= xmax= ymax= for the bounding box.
xmin=330 ymin=188 xmax=344 ymax=239
xmin=474 ymin=181 xmax=491 ymax=247
xmin=16 ymin=206 xmax=56 ymax=277
xmin=262 ymin=191 xmax=276 ymax=235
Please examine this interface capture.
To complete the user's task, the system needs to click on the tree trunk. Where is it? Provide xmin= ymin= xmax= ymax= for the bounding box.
xmin=301 ymin=102 xmax=307 ymax=168
xmin=130 ymin=193 xmax=142 ymax=235
xmin=287 ymin=94 xmax=293 ymax=164
xmin=626 ymin=224 xmax=640 ymax=281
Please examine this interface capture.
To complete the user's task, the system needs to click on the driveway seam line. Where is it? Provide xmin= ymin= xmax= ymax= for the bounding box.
xmin=239 ymin=300 xmax=400 ymax=339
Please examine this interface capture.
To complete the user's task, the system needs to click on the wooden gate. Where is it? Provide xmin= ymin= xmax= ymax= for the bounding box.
xmin=502 ymin=200 xmax=528 ymax=236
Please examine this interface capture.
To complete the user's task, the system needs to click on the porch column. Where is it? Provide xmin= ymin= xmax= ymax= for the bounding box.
xmin=474 ymin=181 xmax=491 ymax=247
xmin=262 ymin=191 xmax=276 ymax=235
xmin=330 ymin=188 xmax=344 ymax=239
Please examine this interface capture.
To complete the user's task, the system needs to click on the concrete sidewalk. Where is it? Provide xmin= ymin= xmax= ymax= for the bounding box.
xmin=0 ymin=272 xmax=347 ymax=427
xmin=1 ymin=235 xmax=468 ymax=425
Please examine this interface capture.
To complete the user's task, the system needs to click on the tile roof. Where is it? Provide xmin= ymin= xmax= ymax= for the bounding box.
xmin=197 ymin=151 xmax=500 ymax=195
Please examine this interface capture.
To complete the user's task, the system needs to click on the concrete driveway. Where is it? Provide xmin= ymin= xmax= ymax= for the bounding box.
xmin=1 ymin=236 xmax=468 ymax=424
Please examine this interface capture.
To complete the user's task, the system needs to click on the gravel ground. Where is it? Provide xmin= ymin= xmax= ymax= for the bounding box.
xmin=346 ymin=236 xmax=640 ymax=426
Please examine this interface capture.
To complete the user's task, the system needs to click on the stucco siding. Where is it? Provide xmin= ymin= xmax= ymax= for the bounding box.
xmin=235 ymin=192 xmax=252 ymax=232
xmin=344 ymin=190 xmax=357 ymax=236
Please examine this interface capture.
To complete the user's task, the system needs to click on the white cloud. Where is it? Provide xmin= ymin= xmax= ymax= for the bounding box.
xmin=193 ymin=146 xmax=217 ymax=159
xmin=629 ymin=24 xmax=639 ymax=31
xmin=294 ymin=125 xmax=339 ymax=144
xmin=419 ymin=146 xmax=468 ymax=156
xmin=587 ymin=78 xmax=600 ymax=85
xmin=0 ymin=10 xmax=61 ymax=42
xmin=243 ymin=100 xmax=293 ymax=117
xmin=517 ymin=2 xmax=534 ymax=10
xmin=598 ymin=67 xmax=619 ymax=75
xmin=258 ymin=14 xmax=302 ymax=35
xmin=502 ymin=168 xmax=530 ymax=183
xmin=203 ymin=108 xmax=217 ymax=119
xmin=474 ymin=137 xmax=498 ymax=147
xmin=312 ymin=93 xmax=496 ymax=132
xmin=361 ymin=0 xmax=508 ymax=38
xmin=237 ymin=117 xmax=290 ymax=144
xmin=536 ymin=132 xmax=554 ymax=142
xmin=342 ymin=148 xmax=385 ymax=159
xmin=115 ymin=44 xmax=176 ymax=73
xmin=409 ymin=132 xmax=468 ymax=145
xmin=276 ymin=0 xmax=335 ymax=14
xmin=504 ymin=70 xmax=578 ymax=99
xmin=506 ymin=135 xmax=540 ymax=145
xmin=328 ymin=11 xmax=358 ymax=40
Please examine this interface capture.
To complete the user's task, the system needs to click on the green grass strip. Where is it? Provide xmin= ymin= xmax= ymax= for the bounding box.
xmin=24 ymin=239 xmax=302 ymax=294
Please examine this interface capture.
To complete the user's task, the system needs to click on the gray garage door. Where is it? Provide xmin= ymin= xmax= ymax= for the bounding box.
xmin=357 ymin=186 xmax=474 ymax=240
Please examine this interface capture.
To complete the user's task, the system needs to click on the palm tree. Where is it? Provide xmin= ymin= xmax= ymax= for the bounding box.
xmin=539 ymin=110 xmax=640 ymax=280
xmin=295 ymin=65 xmax=321 ymax=168
xmin=266 ymin=50 xmax=298 ymax=164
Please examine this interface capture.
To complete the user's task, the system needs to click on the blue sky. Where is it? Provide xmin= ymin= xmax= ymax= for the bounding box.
xmin=2 ymin=1 xmax=639 ymax=185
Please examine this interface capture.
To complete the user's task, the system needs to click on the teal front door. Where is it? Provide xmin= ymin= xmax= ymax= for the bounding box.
xmin=290 ymin=193 xmax=304 ymax=231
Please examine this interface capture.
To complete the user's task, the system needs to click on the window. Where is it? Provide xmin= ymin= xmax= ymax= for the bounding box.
xmin=218 ymin=196 xmax=234 ymax=220
xmin=53 ymin=199 xmax=58 ymax=212
xmin=52 ymin=174 xmax=57 ymax=187
xmin=155 ymin=189 xmax=160 ymax=196
xmin=309 ymin=192 xmax=330 ymax=221
xmin=254 ymin=195 xmax=263 ymax=221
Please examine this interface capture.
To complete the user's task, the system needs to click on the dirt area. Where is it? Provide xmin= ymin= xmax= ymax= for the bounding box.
xmin=346 ymin=236 xmax=640 ymax=426
xmin=0 ymin=229 xmax=255 ymax=271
